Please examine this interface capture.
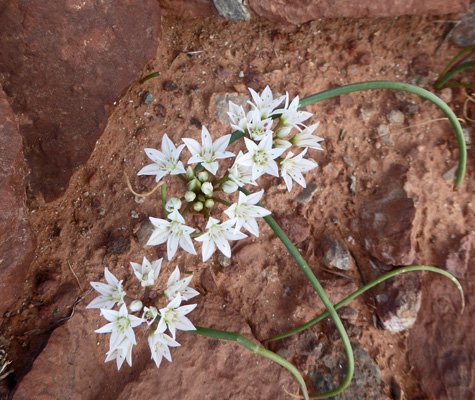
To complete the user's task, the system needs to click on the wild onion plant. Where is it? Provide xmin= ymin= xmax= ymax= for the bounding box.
xmin=88 ymin=83 xmax=466 ymax=399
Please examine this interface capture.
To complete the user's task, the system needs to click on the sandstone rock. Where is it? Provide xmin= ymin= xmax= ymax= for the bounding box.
xmin=14 ymin=297 xmax=296 ymax=399
xmin=443 ymin=235 xmax=472 ymax=279
xmin=358 ymin=164 xmax=416 ymax=265
xmin=0 ymin=88 xmax=36 ymax=317
xmin=247 ymin=0 xmax=468 ymax=24
xmin=295 ymin=183 xmax=318 ymax=203
xmin=375 ymin=272 xmax=422 ymax=332
xmin=213 ymin=0 xmax=250 ymax=22
xmin=210 ymin=92 xmax=250 ymax=125
xmin=321 ymin=237 xmax=355 ymax=271
xmin=0 ymin=0 xmax=161 ymax=201
xmin=450 ymin=6 xmax=475 ymax=47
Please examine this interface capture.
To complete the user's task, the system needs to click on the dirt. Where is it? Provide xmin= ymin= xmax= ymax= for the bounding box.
xmin=3 ymin=14 xmax=475 ymax=400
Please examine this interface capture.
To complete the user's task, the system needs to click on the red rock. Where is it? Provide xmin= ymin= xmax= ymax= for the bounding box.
xmin=158 ymin=0 xmax=218 ymax=17
xmin=0 ymin=88 xmax=36 ymax=317
xmin=358 ymin=164 xmax=416 ymax=266
xmin=13 ymin=297 xmax=295 ymax=399
xmin=0 ymin=0 xmax=161 ymax=201
xmin=443 ymin=235 xmax=472 ymax=279
xmin=247 ymin=0 xmax=469 ymax=24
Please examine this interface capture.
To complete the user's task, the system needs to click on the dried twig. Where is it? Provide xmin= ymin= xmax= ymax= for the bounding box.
xmin=67 ymin=260 xmax=83 ymax=291
xmin=124 ymin=172 xmax=163 ymax=198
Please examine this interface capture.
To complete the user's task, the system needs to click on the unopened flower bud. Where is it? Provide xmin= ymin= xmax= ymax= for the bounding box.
xmin=201 ymin=182 xmax=213 ymax=196
xmin=165 ymin=197 xmax=182 ymax=212
xmin=276 ymin=125 xmax=292 ymax=139
xmin=186 ymin=166 xmax=195 ymax=180
xmin=222 ymin=180 xmax=238 ymax=194
xmin=184 ymin=191 xmax=196 ymax=202
xmin=193 ymin=201 xmax=204 ymax=211
xmin=187 ymin=178 xmax=202 ymax=192
xmin=205 ymin=199 xmax=215 ymax=209
xmin=197 ymin=171 xmax=209 ymax=182
xmin=130 ymin=300 xmax=143 ymax=312
xmin=198 ymin=194 xmax=206 ymax=202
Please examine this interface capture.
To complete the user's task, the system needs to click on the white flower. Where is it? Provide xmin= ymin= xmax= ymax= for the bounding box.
xmin=143 ymin=306 xmax=159 ymax=326
xmin=224 ymin=190 xmax=271 ymax=237
xmin=228 ymin=102 xmax=251 ymax=133
xmin=104 ymin=336 xmax=134 ymax=371
xmin=130 ymin=257 xmax=162 ymax=287
xmin=157 ymin=296 xmax=197 ymax=339
xmin=147 ymin=210 xmax=196 ymax=260
xmin=247 ymin=109 xmax=274 ymax=142
xmin=137 ymin=134 xmax=186 ymax=182
xmin=182 ymin=126 xmax=235 ymax=175
xmin=95 ymin=304 xmax=144 ymax=350
xmin=194 ymin=217 xmax=247 ymax=262
xmin=236 ymin=134 xmax=285 ymax=181
xmin=164 ymin=266 xmax=200 ymax=301
xmin=228 ymin=151 xmax=257 ymax=187
xmin=248 ymin=86 xmax=285 ymax=119
xmin=290 ymin=122 xmax=324 ymax=151
xmin=87 ymin=267 xmax=126 ymax=310
xmin=148 ymin=323 xmax=180 ymax=369
xmin=165 ymin=197 xmax=182 ymax=213
xmin=273 ymin=93 xmax=313 ymax=137
xmin=280 ymin=149 xmax=318 ymax=192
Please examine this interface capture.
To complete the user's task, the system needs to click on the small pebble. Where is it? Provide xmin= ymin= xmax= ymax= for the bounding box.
xmin=387 ymin=110 xmax=405 ymax=124
xmin=131 ymin=210 xmax=139 ymax=219
xmin=443 ymin=166 xmax=458 ymax=181
xmin=218 ymin=253 xmax=232 ymax=267
xmin=296 ymin=183 xmax=318 ymax=203
xmin=439 ymin=88 xmax=452 ymax=103
xmin=163 ymin=81 xmax=178 ymax=91
xmin=377 ymin=124 xmax=394 ymax=146
xmin=142 ymin=92 xmax=154 ymax=105
xmin=343 ymin=156 xmax=354 ymax=168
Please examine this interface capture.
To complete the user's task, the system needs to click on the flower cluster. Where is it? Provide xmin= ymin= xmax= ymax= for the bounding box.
xmin=138 ymin=86 xmax=323 ymax=262
xmin=88 ymin=258 xmax=198 ymax=370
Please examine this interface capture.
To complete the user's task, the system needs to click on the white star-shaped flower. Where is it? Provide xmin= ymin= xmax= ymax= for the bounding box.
xmin=194 ymin=217 xmax=247 ymax=262
xmin=95 ymin=304 xmax=144 ymax=350
xmin=164 ymin=266 xmax=199 ymax=301
xmin=148 ymin=323 xmax=181 ymax=369
xmin=182 ymin=126 xmax=235 ymax=175
xmin=273 ymin=93 xmax=313 ymax=138
xmin=228 ymin=102 xmax=251 ymax=133
xmin=228 ymin=151 xmax=258 ymax=187
xmin=290 ymin=122 xmax=324 ymax=151
xmin=248 ymin=86 xmax=285 ymax=119
xmin=224 ymin=190 xmax=271 ymax=237
xmin=157 ymin=296 xmax=197 ymax=339
xmin=247 ymin=109 xmax=274 ymax=142
xmin=280 ymin=149 xmax=318 ymax=192
xmin=87 ymin=267 xmax=126 ymax=310
xmin=137 ymin=134 xmax=186 ymax=182
xmin=147 ymin=210 xmax=196 ymax=261
xmin=104 ymin=336 xmax=134 ymax=371
xmin=236 ymin=133 xmax=285 ymax=181
xmin=142 ymin=306 xmax=159 ymax=326
xmin=130 ymin=257 xmax=162 ymax=287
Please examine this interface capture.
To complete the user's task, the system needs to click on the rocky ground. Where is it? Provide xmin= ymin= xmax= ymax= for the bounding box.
xmin=1 ymin=7 xmax=474 ymax=400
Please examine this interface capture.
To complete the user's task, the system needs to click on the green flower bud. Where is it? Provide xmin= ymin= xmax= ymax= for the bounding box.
xmin=205 ymin=199 xmax=215 ymax=209
xmin=186 ymin=166 xmax=195 ymax=180
xmin=186 ymin=178 xmax=202 ymax=192
xmin=197 ymin=171 xmax=209 ymax=182
xmin=193 ymin=201 xmax=204 ymax=212
xmin=198 ymin=194 xmax=206 ymax=202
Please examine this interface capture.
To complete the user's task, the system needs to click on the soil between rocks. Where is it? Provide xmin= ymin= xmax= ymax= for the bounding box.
xmin=3 ymin=14 xmax=475 ymax=400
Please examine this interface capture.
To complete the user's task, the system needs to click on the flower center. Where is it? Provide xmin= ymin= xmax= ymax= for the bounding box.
xmin=115 ymin=316 xmax=130 ymax=332
xmin=253 ymin=150 xmax=268 ymax=165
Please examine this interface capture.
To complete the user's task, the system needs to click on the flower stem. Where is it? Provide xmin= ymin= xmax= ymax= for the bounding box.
xmin=298 ymin=80 xmax=466 ymax=190
xmin=269 ymin=265 xmax=464 ymax=342
xmin=191 ymin=326 xmax=309 ymax=400
xmin=238 ymin=187 xmax=355 ymax=398
xmin=211 ymin=197 xmax=232 ymax=207
xmin=161 ymin=184 xmax=169 ymax=218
